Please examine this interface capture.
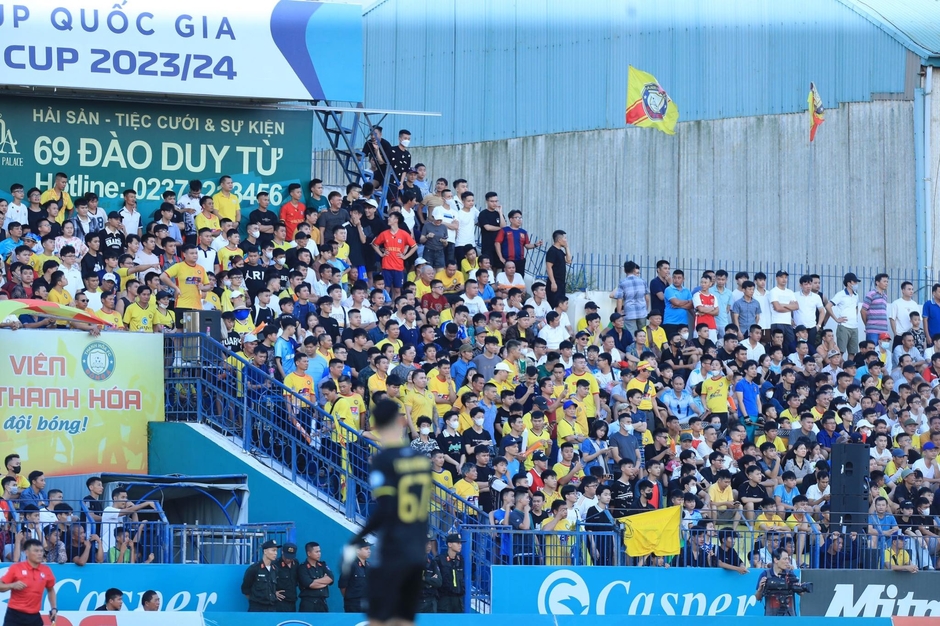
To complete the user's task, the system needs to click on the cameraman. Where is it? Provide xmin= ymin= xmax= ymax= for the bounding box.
xmin=754 ymin=548 xmax=797 ymax=616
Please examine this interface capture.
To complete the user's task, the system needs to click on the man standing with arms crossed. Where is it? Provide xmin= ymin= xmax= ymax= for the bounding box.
xmin=0 ymin=539 xmax=57 ymax=626
xmin=545 ymin=230 xmax=571 ymax=309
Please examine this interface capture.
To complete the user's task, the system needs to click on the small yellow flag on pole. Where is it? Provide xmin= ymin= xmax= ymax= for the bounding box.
xmin=625 ymin=66 xmax=679 ymax=135
xmin=808 ymin=82 xmax=825 ymax=142
xmin=617 ymin=506 xmax=682 ymax=557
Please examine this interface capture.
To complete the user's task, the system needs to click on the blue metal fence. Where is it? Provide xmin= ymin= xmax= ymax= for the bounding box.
xmin=458 ymin=524 xmax=625 ymax=613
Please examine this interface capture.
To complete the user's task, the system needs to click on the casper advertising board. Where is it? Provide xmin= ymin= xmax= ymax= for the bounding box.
xmin=0 ymin=329 xmax=163 ymax=475
xmin=0 ymin=97 xmax=313 ymax=219
xmin=491 ymin=566 xmax=763 ymax=616
xmin=0 ymin=0 xmax=363 ymax=102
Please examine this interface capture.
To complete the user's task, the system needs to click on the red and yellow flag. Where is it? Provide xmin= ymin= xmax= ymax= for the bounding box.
xmin=625 ymin=66 xmax=679 ymax=135
xmin=808 ymin=82 xmax=824 ymax=142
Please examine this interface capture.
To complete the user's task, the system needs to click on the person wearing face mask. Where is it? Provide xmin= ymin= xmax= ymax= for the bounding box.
xmin=435 ymin=411 xmax=464 ymax=481
xmin=389 ymin=130 xmax=412 ymax=183
xmin=4 ymin=455 xmax=28 ymax=491
xmin=410 ymin=416 xmax=439 ymax=457
xmin=461 ymin=408 xmax=494 ymax=466
xmin=241 ymin=222 xmax=262 ymax=253
xmin=662 ymin=329 xmax=695 ymax=381
xmin=608 ymin=412 xmax=639 ymax=465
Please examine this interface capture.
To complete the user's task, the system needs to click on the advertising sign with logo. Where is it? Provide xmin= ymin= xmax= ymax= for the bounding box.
xmin=491 ymin=566 xmax=763 ymax=616
xmin=0 ymin=0 xmax=363 ymax=102
xmin=0 ymin=97 xmax=313 ymax=221
xmin=0 ymin=329 xmax=163 ymax=475
xmin=98 ymin=614 xmax=875 ymax=626
xmin=800 ymin=570 xmax=940 ymax=617
xmin=0 ymin=564 xmax=247 ymax=619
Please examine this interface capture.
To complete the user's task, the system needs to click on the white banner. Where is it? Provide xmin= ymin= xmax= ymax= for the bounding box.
xmin=0 ymin=0 xmax=363 ymax=102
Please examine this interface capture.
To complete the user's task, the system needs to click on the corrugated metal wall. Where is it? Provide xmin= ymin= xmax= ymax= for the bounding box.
xmin=362 ymin=0 xmax=912 ymax=146
xmin=314 ymin=100 xmax=914 ymax=270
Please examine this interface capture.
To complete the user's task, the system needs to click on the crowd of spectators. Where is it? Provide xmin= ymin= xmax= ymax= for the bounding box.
xmin=0 ymin=456 xmax=159 ymax=566
xmin=6 ymin=134 xmax=940 ymax=576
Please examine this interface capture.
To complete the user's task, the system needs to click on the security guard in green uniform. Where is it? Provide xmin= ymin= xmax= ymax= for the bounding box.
xmin=437 ymin=534 xmax=465 ymax=613
xmin=298 ymin=541 xmax=334 ymax=612
xmin=418 ymin=534 xmax=442 ymax=613
xmin=274 ymin=542 xmax=299 ymax=612
xmin=337 ymin=538 xmax=370 ymax=613
xmin=241 ymin=539 xmax=279 ymax=612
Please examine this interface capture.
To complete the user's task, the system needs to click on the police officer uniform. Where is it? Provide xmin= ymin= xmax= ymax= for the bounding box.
xmin=338 ymin=538 xmax=369 ymax=613
xmin=298 ymin=552 xmax=334 ymax=612
xmin=241 ymin=539 xmax=279 ymax=612
xmin=274 ymin=542 xmax=300 ymax=612
xmin=418 ymin=536 xmax=442 ymax=613
xmin=437 ymin=534 xmax=465 ymax=613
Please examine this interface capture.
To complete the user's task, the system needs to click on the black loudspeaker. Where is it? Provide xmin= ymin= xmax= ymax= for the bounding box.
xmin=829 ymin=493 xmax=870 ymax=528
xmin=830 ymin=443 xmax=870 ymax=496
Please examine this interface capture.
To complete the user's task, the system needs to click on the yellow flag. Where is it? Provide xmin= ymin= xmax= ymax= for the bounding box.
xmin=617 ymin=506 xmax=681 ymax=557
xmin=625 ymin=66 xmax=679 ymax=135
xmin=808 ymin=82 xmax=824 ymax=142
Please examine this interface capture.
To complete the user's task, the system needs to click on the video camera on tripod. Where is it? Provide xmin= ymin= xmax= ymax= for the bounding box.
xmin=763 ymin=573 xmax=813 ymax=616
xmin=764 ymin=574 xmax=813 ymax=596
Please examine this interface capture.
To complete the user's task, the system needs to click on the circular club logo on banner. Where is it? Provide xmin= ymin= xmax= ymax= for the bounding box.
xmin=82 ymin=342 xmax=116 ymax=381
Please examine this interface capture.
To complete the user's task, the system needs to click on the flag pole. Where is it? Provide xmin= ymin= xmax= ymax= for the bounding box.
xmin=809 ymin=139 xmax=815 ymax=265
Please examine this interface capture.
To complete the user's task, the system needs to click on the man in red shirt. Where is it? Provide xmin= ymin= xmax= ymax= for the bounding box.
xmin=0 ymin=539 xmax=57 ymax=625
xmin=371 ymin=211 xmax=416 ymax=298
xmin=528 ymin=450 xmax=549 ymax=493
xmin=280 ymin=183 xmax=306 ymax=241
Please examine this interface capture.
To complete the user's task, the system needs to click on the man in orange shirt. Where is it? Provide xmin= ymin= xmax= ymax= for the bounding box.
xmin=0 ymin=538 xmax=58 ymax=623
xmin=371 ymin=211 xmax=416 ymax=298
xmin=280 ymin=183 xmax=306 ymax=241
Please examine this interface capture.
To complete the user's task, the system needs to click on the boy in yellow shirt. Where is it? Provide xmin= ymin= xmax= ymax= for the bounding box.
xmin=430 ymin=450 xmax=454 ymax=490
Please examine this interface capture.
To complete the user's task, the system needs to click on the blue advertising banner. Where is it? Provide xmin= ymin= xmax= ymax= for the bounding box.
xmin=0 ymin=564 xmax=246 ymax=615
xmin=0 ymin=0 xmax=363 ymax=102
xmin=193 ymin=614 xmax=891 ymax=626
xmin=492 ymin=566 xmax=764 ymax=616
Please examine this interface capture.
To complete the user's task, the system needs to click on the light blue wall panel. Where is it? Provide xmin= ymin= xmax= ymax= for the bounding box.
xmin=362 ymin=0 xmax=912 ymax=146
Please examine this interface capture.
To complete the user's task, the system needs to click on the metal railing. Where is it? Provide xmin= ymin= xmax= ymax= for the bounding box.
xmin=523 ymin=246 xmax=934 ymax=301
xmin=171 ymin=522 xmax=295 ymax=564
xmin=456 ymin=519 xmax=907 ymax=613
xmin=162 ymin=334 xmax=486 ymax=539
xmin=0 ymin=498 xmax=292 ymax=564
xmin=458 ymin=524 xmax=626 ymax=613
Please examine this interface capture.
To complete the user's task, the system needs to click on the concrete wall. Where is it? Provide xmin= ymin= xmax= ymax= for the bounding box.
xmin=314 ymin=100 xmax=915 ymax=272
xmin=149 ymin=422 xmax=357 ymax=612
